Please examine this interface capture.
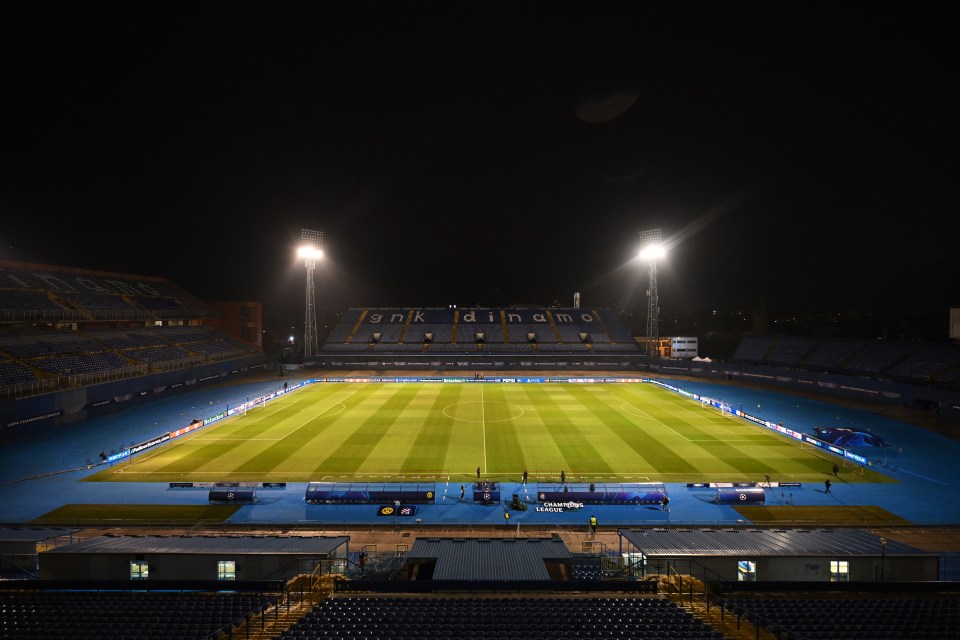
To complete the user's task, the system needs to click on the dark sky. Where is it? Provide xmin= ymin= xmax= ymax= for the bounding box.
xmin=2 ymin=2 xmax=955 ymax=331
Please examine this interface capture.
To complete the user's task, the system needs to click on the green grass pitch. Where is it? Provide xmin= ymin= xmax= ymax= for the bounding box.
xmin=87 ymin=382 xmax=891 ymax=484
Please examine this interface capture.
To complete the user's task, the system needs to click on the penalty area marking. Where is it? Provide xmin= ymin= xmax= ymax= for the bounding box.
xmin=276 ymin=399 xmax=351 ymax=439
xmin=620 ymin=402 xmax=692 ymax=441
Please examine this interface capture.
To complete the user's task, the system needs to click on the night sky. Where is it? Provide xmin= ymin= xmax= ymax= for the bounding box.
xmin=2 ymin=2 xmax=955 ymax=333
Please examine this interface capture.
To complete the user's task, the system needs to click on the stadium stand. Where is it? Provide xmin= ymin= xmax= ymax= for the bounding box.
xmin=730 ymin=334 xmax=960 ymax=388
xmin=730 ymin=335 xmax=774 ymax=362
xmin=279 ymin=595 xmax=725 ymax=640
xmin=0 ymin=261 xmax=264 ymax=407
xmin=0 ymin=591 xmax=277 ymax=640
xmin=764 ymin=336 xmax=818 ymax=365
xmin=320 ymin=307 xmax=640 ymax=357
xmin=842 ymin=341 xmax=917 ymax=375
xmin=719 ymin=593 xmax=960 ymax=640
xmin=887 ymin=344 xmax=960 ymax=381
xmin=0 ymin=262 xmax=213 ymax=322
xmin=801 ymin=338 xmax=869 ymax=369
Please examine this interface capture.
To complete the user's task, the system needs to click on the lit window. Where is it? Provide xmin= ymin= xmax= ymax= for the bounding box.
xmin=737 ymin=560 xmax=756 ymax=582
xmin=130 ymin=560 xmax=149 ymax=580
xmin=830 ymin=560 xmax=849 ymax=582
xmin=217 ymin=560 xmax=236 ymax=580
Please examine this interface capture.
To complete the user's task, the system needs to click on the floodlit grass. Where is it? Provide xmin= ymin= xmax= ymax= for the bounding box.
xmin=735 ymin=505 xmax=909 ymax=525
xmin=30 ymin=504 xmax=240 ymax=525
xmin=86 ymin=382 xmax=894 ymax=484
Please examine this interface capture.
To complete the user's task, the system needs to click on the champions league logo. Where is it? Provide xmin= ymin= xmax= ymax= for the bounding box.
xmin=537 ymin=501 xmax=585 ymax=513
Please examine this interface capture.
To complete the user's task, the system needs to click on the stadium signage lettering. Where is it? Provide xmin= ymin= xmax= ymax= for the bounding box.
xmin=102 ymin=279 xmax=160 ymax=296
xmin=364 ymin=309 xmax=601 ymax=324
xmin=107 ymin=449 xmax=130 ymax=463
xmin=130 ymin=434 xmax=170 ymax=454
xmin=844 ymin=450 xmax=867 ymax=464
xmin=5 ymin=410 xmax=64 ymax=428
xmin=537 ymin=501 xmax=584 ymax=512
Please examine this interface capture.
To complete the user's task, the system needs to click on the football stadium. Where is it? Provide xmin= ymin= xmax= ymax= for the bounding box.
xmin=4 ymin=3 xmax=959 ymax=638
xmin=2 ymin=258 xmax=960 ymax=640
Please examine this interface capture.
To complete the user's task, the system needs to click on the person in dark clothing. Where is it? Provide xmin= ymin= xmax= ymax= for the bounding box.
xmin=476 ymin=466 xmax=481 ymax=479
xmin=832 ymin=463 xmax=839 ymax=477
xmin=522 ymin=469 xmax=528 ymax=484
xmin=589 ymin=515 xmax=597 ymax=535
xmin=661 ymin=495 xmax=670 ymax=511
xmin=825 ymin=479 xmax=832 ymax=494
xmin=358 ymin=551 xmax=366 ymax=572
xmin=560 ymin=470 xmax=566 ymax=484
xmin=460 ymin=484 xmax=465 ymax=501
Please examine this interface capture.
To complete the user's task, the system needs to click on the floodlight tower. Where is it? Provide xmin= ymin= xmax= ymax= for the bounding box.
xmin=297 ymin=229 xmax=324 ymax=358
xmin=638 ymin=228 xmax=665 ymax=358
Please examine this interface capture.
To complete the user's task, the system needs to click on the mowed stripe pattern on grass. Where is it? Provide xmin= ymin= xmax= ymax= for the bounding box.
xmin=89 ymin=382 xmax=879 ymax=483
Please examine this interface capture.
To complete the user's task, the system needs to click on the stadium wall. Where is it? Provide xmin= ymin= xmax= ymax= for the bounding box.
xmin=310 ymin=353 xmax=645 ymax=372
xmin=649 ymin=360 xmax=960 ymax=419
xmin=0 ymin=354 xmax=265 ymax=433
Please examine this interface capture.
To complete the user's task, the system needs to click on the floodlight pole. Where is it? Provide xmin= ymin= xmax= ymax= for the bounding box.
xmin=300 ymin=229 xmax=323 ymax=358
xmin=639 ymin=229 xmax=662 ymax=358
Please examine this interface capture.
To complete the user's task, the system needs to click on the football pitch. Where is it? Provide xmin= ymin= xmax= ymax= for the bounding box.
xmin=88 ymin=382 xmax=890 ymax=484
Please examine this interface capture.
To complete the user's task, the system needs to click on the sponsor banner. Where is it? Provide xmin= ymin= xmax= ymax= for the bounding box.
xmin=844 ymin=450 xmax=867 ymax=465
xmin=687 ymin=482 xmax=756 ymax=489
xmin=204 ymin=412 xmax=227 ymax=426
xmin=107 ymin=449 xmax=130 ymax=463
xmin=169 ymin=422 xmax=203 ymax=438
xmin=377 ymin=504 xmax=418 ymax=517
xmin=130 ymin=433 xmax=170 ymax=454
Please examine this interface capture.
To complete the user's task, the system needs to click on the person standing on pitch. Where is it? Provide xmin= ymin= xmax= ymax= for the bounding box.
xmin=833 ymin=463 xmax=839 ymax=477
xmin=476 ymin=465 xmax=481 ymax=479
xmin=560 ymin=470 xmax=566 ymax=485
xmin=824 ymin=479 xmax=832 ymax=494
xmin=522 ymin=469 xmax=528 ymax=484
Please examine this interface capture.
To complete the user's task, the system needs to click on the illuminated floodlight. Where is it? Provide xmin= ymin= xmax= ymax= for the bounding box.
xmin=299 ymin=229 xmax=324 ymax=358
xmin=638 ymin=228 xmax=664 ymax=261
xmin=297 ymin=245 xmax=324 ymax=260
xmin=638 ymin=244 xmax=666 ymax=261
xmin=639 ymin=228 xmax=663 ymax=358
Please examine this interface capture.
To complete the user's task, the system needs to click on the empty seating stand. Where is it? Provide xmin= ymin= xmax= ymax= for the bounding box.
xmin=722 ymin=595 xmax=960 ymax=640
xmin=278 ymin=595 xmax=724 ymax=640
xmin=0 ymin=591 xmax=276 ymax=640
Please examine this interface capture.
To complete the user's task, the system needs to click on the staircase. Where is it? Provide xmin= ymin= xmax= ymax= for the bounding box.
xmin=398 ymin=310 xmax=414 ymax=344
xmin=219 ymin=573 xmax=336 ymax=640
xmin=660 ymin=574 xmax=781 ymax=640
xmin=544 ymin=310 xmax=563 ymax=342
xmin=344 ymin=310 xmax=368 ymax=344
